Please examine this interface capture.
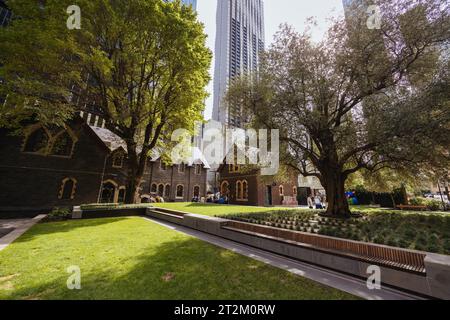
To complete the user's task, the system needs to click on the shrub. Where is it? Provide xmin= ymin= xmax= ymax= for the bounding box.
xmin=48 ymin=207 xmax=71 ymax=219
xmin=424 ymin=199 xmax=443 ymax=211
xmin=409 ymin=197 xmax=427 ymax=206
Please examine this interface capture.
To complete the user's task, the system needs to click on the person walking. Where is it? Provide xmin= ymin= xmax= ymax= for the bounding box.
xmin=314 ymin=195 xmax=323 ymax=209
xmin=307 ymin=195 xmax=314 ymax=209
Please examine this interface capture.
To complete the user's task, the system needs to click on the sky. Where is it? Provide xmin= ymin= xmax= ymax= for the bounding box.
xmin=197 ymin=0 xmax=345 ymax=120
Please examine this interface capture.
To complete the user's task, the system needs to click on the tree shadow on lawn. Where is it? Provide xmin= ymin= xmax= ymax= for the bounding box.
xmin=1 ymin=236 xmax=357 ymax=300
xmin=12 ymin=218 xmax=129 ymax=245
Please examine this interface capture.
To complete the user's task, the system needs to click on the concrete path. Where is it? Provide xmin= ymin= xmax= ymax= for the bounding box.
xmin=0 ymin=215 xmax=47 ymax=252
xmin=144 ymin=216 xmax=425 ymax=301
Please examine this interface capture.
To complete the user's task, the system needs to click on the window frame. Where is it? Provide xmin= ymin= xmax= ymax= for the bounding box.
xmin=112 ymin=151 xmax=125 ymax=168
xmin=58 ymin=177 xmax=77 ymax=200
xmin=176 ymin=184 xmax=184 ymax=199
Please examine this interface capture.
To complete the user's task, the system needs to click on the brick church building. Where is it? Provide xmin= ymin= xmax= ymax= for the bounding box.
xmin=0 ymin=113 xmax=209 ymax=217
xmin=218 ymin=163 xmax=298 ymax=207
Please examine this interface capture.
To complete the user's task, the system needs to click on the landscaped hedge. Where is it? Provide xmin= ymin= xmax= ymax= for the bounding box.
xmin=80 ymin=203 xmax=153 ymax=211
xmin=219 ymin=209 xmax=450 ymax=255
xmin=354 ymin=189 xmax=407 ymax=207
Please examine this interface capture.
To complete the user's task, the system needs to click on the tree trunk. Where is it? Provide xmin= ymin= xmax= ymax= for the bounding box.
xmin=124 ymin=141 xmax=146 ymax=204
xmin=322 ymin=170 xmax=351 ymax=217
xmin=125 ymin=175 xmax=141 ymax=204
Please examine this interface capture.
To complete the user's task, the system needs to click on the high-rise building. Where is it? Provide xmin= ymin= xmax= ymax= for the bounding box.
xmin=213 ymin=0 xmax=265 ymax=128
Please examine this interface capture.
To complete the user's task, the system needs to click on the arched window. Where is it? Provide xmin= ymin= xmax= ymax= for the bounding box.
xmin=193 ymin=185 xmax=200 ymax=197
xmin=24 ymin=127 xmax=50 ymax=154
xmin=221 ymin=181 xmax=229 ymax=196
xmin=164 ymin=184 xmax=171 ymax=198
xmin=293 ymin=186 xmax=298 ymax=197
xmin=176 ymin=185 xmax=184 ymax=199
xmin=195 ymin=164 xmax=202 ymax=175
xmin=112 ymin=152 xmax=124 ymax=168
xmin=158 ymin=184 xmax=164 ymax=196
xmin=242 ymin=180 xmax=248 ymax=200
xmin=160 ymin=161 xmax=167 ymax=171
xmin=279 ymin=185 xmax=284 ymax=196
xmin=100 ymin=182 xmax=117 ymax=203
xmin=236 ymin=181 xmax=243 ymax=200
xmin=50 ymin=131 xmax=74 ymax=157
xmin=151 ymin=183 xmax=157 ymax=193
xmin=118 ymin=187 xmax=126 ymax=203
xmin=59 ymin=178 xmax=76 ymax=200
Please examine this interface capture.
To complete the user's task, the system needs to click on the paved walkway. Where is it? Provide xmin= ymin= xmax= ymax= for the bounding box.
xmin=144 ymin=216 xmax=425 ymax=301
xmin=0 ymin=215 xmax=47 ymax=251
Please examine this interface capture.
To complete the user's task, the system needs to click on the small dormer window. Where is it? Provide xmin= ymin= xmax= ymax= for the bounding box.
xmin=195 ymin=164 xmax=202 ymax=175
xmin=178 ymin=163 xmax=186 ymax=173
xmin=50 ymin=131 xmax=74 ymax=157
xmin=112 ymin=152 xmax=124 ymax=168
xmin=160 ymin=161 xmax=167 ymax=171
xmin=23 ymin=127 xmax=50 ymax=154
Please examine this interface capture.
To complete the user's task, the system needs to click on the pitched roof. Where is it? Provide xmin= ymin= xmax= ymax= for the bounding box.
xmin=89 ymin=126 xmax=126 ymax=152
xmin=87 ymin=125 xmax=210 ymax=168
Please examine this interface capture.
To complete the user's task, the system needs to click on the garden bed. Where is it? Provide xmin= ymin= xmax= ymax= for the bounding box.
xmin=219 ymin=210 xmax=450 ymax=255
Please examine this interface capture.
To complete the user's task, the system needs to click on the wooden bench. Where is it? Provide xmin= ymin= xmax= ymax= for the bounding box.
xmin=396 ymin=205 xmax=427 ymax=211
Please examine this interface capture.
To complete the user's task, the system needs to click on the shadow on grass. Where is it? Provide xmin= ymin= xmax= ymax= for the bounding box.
xmin=1 ymin=236 xmax=357 ymax=300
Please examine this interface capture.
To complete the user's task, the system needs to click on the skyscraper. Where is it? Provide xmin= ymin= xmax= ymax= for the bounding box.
xmin=213 ymin=0 xmax=265 ymax=128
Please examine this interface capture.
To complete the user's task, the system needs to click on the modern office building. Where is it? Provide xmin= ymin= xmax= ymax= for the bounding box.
xmin=212 ymin=0 xmax=265 ymax=128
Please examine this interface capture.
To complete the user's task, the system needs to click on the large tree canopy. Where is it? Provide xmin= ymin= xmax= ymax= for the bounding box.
xmin=227 ymin=0 xmax=450 ymax=216
xmin=0 ymin=0 xmax=212 ymax=203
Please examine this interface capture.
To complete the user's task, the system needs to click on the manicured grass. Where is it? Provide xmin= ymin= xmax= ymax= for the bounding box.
xmin=154 ymin=202 xmax=291 ymax=217
xmin=0 ymin=217 xmax=357 ymax=300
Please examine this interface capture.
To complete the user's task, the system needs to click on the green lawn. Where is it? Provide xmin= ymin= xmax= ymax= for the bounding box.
xmin=153 ymin=202 xmax=291 ymax=216
xmin=0 ymin=217 xmax=357 ymax=300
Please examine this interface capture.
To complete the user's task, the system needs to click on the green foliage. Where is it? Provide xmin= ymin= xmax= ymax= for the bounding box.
xmin=80 ymin=203 xmax=153 ymax=211
xmin=48 ymin=207 xmax=71 ymax=218
xmin=0 ymin=0 xmax=212 ymax=202
xmin=221 ymin=208 xmax=450 ymax=255
xmin=226 ymin=0 xmax=450 ymax=216
xmin=409 ymin=197 xmax=444 ymax=211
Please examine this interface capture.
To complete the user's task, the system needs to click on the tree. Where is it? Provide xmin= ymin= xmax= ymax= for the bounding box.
xmin=227 ymin=0 xmax=450 ymax=217
xmin=0 ymin=0 xmax=212 ymax=203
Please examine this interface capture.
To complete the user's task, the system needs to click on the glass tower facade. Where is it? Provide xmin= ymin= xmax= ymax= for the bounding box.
xmin=213 ymin=0 xmax=265 ymax=128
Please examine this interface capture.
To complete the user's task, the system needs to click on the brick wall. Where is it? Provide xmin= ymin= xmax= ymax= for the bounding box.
xmin=0 ymin=121 xmax=208 ymax=216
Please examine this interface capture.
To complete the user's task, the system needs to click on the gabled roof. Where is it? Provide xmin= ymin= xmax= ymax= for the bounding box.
xmin=89 ymin=126 xmax=126 ymax=152
xmin=87 ymin=125 xmax=210 ymax=169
